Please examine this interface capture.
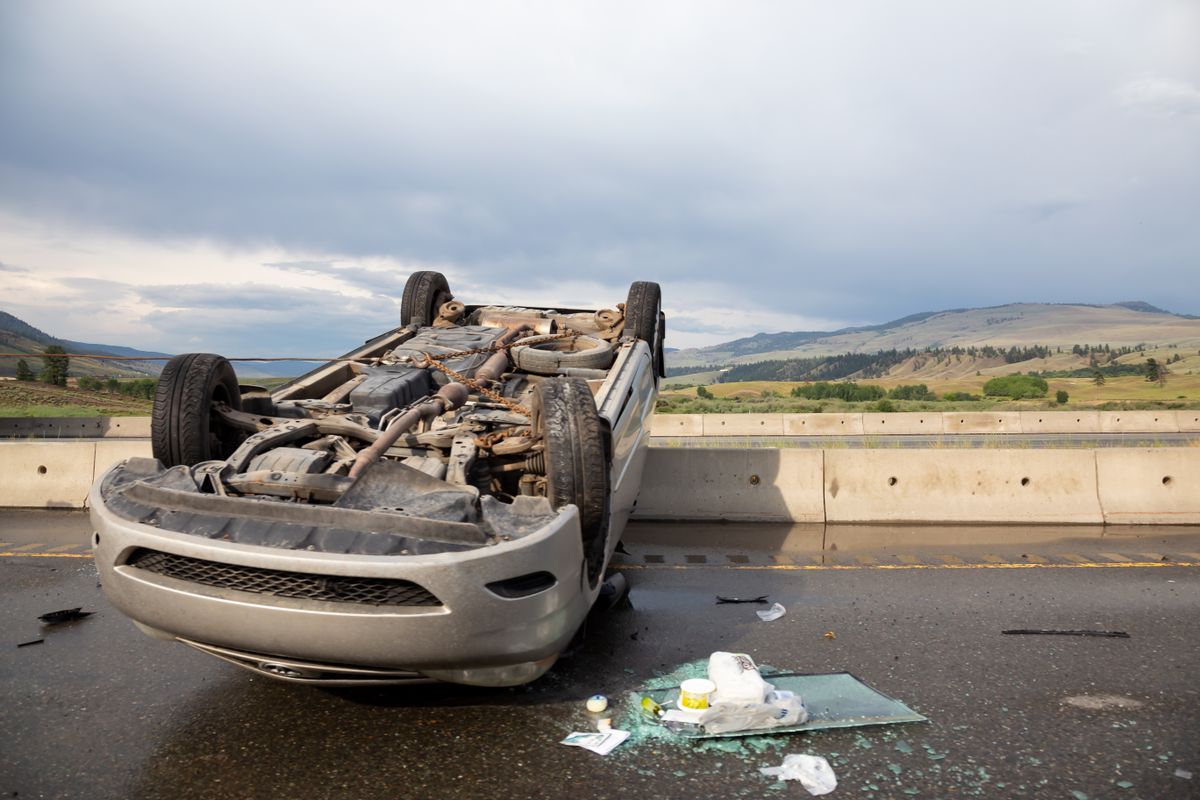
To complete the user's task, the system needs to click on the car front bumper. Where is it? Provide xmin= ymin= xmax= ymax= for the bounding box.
xmin=89 ymin=467 xmax=595 ymax=686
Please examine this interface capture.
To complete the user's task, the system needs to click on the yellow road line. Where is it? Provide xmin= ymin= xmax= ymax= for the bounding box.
xmin=0 ymin=551 xmax=91 ymax=559
xmin=46 ymin=544 xmax=88 ymax=553
xmin=617 ymin=561 xmax=1199 ymax=572
xmin=8 ymin=543 xmax=46 ymax=552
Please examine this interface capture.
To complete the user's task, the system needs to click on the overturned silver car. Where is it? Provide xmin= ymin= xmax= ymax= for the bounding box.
xmin=90 ymin=272 xmax=664 ymax=686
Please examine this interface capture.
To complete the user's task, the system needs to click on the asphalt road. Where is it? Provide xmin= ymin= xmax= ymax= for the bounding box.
xmin=3 ymin=512 xmax=1198 ymax=800
xmin=652 ymin=432 xmax=1200 ymax=448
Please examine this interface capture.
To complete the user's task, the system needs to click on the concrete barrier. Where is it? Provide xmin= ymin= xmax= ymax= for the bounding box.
xmin=1096 ymin=448 xmax=1200 ymax=524
xmin=0 ymin=442 xmax=98 ymax=508
xmin=0 ymin=416 xmax=152 ymax=438
xmin=94 ymin=440 xmax=153 ymax=475
xmin=634 ymin=448 xmax=824 ymax=523
xmin=649 ymin=414 xmax=704 ymax=437
xmin=783 ymin=414 xmax=865 ymax=436
xmin=823 ymin=449 xmax=1103 ymax=524
xmin=1176 ymin=411 xmax=1200 ymax=433
xmin=1019 ymin=411 xmax=1101 ymax=434
xmin=942 ymin=412 xmax=1022 ymax=435
xmin=701 ymin=414 xmax=786 ymax=436
xmin=1099 ymin=411 xmax=1180 ymax=434
xmin=862 ymin=413 xmax=944 ymax=435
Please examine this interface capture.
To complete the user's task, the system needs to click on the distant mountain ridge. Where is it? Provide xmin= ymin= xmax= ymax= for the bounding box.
xmin=669 ymin=301 xmax=1200 ymax=369
xmin=0 ymin=309 xmax=306 ymax=379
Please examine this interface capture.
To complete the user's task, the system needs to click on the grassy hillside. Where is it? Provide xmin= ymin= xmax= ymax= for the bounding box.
xmin=670 ymin=303 xmax=1200 ymax=368
xmin=0 ymin=380 xmax=153 ymax=417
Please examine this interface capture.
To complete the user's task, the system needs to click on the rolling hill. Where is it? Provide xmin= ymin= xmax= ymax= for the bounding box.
xmin=0 ymin=310 xmax=311 ymax=380
xmin=668 ymin=302 xmax=1200 ymax=369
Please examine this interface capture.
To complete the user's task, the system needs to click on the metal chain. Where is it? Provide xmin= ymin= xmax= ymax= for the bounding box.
xmin=408 ymin=326 xmax=592 ymax=419
xmin=419 ymin=354 xmax=532 ymax=417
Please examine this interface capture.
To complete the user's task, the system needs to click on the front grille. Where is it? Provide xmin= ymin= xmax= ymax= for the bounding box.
xmin=126 ymin=549 xmax=442 ymax=607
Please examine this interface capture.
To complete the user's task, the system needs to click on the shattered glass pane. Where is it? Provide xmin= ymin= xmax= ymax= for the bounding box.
xmin=644 ymin=672 xmax=927 ymax=739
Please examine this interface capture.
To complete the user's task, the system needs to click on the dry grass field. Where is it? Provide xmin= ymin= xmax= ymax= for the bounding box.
xmin=0 ymin=381 xmax=152 ymax=417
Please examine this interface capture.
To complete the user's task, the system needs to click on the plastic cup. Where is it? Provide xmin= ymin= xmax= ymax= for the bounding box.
xmin=679 ymin=678 xmax=717 ymax=710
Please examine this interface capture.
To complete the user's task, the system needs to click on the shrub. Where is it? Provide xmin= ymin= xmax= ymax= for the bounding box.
xmin=1055 ymin=389 xmax=1069 ymax=404
xmin=695 ymin=385 xmax=713 ymax=399
xmin=982 ymin=374 xmax=1048 ymax=399
xmin=15 ymin=359 xmax=34 ymax=381
xmin=889 ymin=384 xmax=936 ymax=401
xmin=942 ymin=391 xmax=981 ymax=402
xmin=791 ymin=381 xmax=886 ymax=402
xmin=874 ymin=399 xmax=896 ymax=413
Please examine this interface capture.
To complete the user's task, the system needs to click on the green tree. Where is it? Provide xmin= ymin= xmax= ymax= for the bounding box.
xmin=40 ymin=345 xmax=69 ymax=386
xmin=1091 ymin=370 xmax=1105 ymax=387
xmin=15 ymin=359 xmax=34 ymax=381
xmin=1055 ymin=389 xmax=1069 ymax=404
xmin=982 ymin=374 xmax=1048 ymax=399
xmin=695 ymin=385 xmax=713 ymax=399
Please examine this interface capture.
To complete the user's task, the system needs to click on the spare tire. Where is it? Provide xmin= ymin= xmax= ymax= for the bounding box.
xmin=623 ymin=280 xmax=665 ymax=378
xmin=151 ymin=354 xmax=244 ymax=467
xmin=532 ymin=377 xmax=610 ymax=585
xmin=401 ymin=271 xmax=453 ymax=327
xmin=511 ymin=334 xmax=615 ymax=375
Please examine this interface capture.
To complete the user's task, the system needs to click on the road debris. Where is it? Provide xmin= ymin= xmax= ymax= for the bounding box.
xmin=716 ymin=595 xmax=769 ymax=604
xmin=586 ymin=694 xmax=609 ymax=713
xmin=1175 ymin=768 xmax=1193 ymax=780
xmin=17 ymin=638 xmax=45 ymax=648
xmin=756 ymin=603 xmax=786 ymax=622
xmin=823 ymin=630 xmax=837 ymax=640
xmin=560 ymin=729 xmax=631 ymax=756
xmin=38 ymin=608 xmax=93 ymax=625
xmin=1002 ymin=629 xmax=1129 ymax=638
xmin=760 ymin=754 xmax=838 ymax=796
xmin=629 ymin=654 xmax=925 ymax=740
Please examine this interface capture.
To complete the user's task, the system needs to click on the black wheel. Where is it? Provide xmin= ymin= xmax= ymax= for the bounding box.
xmin=624 ymin=281 xmax=665 ymax=378
xmin=401 ymin=271 xmax=453 ymax=327
xmin=532 ymin=377 xmax=610 ymax=585
xmin=151 ymin=354 xmax=244 ymax=467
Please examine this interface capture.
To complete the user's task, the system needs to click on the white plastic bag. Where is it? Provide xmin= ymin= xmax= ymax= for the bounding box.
xmin=708 ymin=651 xmax=769 ymax=705
xmin=760 ymin=754 xmax=838 ymax=796
xmin=756 ymin=602 xmax=786 ymax=622
xmin=700 ymin=692 xmax=808 ymax=734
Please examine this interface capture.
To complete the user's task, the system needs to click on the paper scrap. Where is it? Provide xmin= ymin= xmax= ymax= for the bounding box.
xmin=560 ymin=729 xmax=630 ymax=755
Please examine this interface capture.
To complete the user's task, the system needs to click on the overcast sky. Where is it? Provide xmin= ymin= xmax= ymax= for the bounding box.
xmin=1 ymin=1 xmax=1197 ymax=356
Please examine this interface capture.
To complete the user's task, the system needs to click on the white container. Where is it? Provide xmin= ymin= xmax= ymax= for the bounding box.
xmin=708 ymin=651 xmax=769 ymax=705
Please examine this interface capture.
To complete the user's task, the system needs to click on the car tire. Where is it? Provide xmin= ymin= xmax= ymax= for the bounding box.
xmin=151 ymin=354 xmax=244 ymax=467
xmin=401 ymin=271 xmax=453 ymax=327
xmin=624 ymin=280 xmax=665 ymax=377
xmin=511 ymin=334 xmax=615 ymax=375
xmin=533 ymin=377 xmax=610 ymax=585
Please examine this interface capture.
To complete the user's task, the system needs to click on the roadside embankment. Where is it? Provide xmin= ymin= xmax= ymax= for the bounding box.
xmin=3 ymin=438 xmax=1195 ymax=525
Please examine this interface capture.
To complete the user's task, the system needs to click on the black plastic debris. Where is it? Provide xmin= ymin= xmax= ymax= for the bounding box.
xmin=1002 ymin=629 xmax=1130 ymax=638
xmin=716 ymin=595 xmax=769 ymax=605
xmin=17 ymin=639 xmax=45 ymax=648
xmin=38 ymin=608 xmax=94 ymax=625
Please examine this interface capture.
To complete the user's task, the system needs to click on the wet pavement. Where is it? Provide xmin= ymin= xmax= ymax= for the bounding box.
xmin=2 ymin=512 xmax=1199 ymax=799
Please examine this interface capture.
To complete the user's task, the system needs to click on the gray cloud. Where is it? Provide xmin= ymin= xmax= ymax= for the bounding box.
xmin=1 ymin=0 xmax=1198 ymax=333
xmin=0 ymin=261 xmax=27 ymax=272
